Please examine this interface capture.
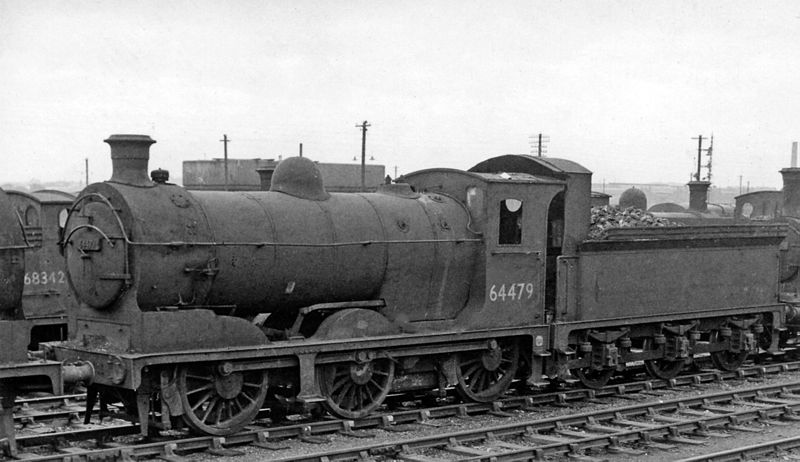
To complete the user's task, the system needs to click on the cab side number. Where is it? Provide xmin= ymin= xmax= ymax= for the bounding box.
xmin=24 ymin=271 xmax=67 ymax=285
xmin=489 ymin=283 xmax=534 ymax=302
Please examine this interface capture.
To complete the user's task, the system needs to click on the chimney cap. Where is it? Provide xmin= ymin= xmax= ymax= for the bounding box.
xmin=104 ymin=134 xmax=156 ymax=145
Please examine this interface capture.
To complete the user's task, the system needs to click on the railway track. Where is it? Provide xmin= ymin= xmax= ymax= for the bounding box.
xmin=259 ymin=381 xmax=800 ymax=462
xmin=6 ymin=360 xmax=800 ymax=461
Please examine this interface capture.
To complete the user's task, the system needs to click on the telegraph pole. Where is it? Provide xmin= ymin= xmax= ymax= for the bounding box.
xmin=691 ymin=134 xmax=704 ymax=181
xmin=706 ymin=134 xmax=714 ymax=182
xmin=355 ymin=121 xmax=371 ymax=192
xmin=220 ymin=134 xmax=230 ymax=191
xmin=690 ymin=134 xmax=714 ymax=181
xmin=84 ymin=158 xmax=89 ymax=186
xmin=528 ymin=133 xmax=549 ymax=157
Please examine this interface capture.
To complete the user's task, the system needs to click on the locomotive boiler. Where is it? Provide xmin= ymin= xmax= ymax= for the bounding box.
xmin=64 ymin=135 xmax=480 ymax=345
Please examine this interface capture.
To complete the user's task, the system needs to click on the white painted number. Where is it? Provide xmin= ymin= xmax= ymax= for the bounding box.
xmin=489 ymin=283 xmax=534 ymax=302
xmin=24 ymin=271 xmax=67 ymax=285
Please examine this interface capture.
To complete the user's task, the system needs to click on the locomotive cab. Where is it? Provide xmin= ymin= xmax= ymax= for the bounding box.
xmin=402 ymin=167 xmax=566 ymax=329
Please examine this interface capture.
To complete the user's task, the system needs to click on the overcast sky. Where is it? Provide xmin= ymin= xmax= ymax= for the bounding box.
xmin=1 ymin=0 xmax=798 ymax=188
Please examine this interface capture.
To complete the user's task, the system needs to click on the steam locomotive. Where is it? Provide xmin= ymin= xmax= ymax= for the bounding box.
xmin=0 ymin=188 xmax=78 ymax=455
xmin=6 ymin=190 xmax=75 ymax=347
xmin=0 ymin=133 xmax=789 ymax=440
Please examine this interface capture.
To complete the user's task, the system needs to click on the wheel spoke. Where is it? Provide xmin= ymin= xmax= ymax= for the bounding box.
xmin=464 ymin=363 xmax=482 ymax=378
xmin=213 ymin=401 xmax=223 ymax=425
xmin=344 ymin=385 xmax=357 ymax=410
xmin=481 ymin=372 xmax=491 ymax=390
xmin=239 ymin=391 xmax=256 ymax=405
xmin=201 ymin=397 xmax=219 ymax=423
xmin=190 ymin=390 xmax=215 ymax=412
xmin=468 ymin=370 xmax=482 ymax=389
xmin=355 ymin=387 xmax=364 ymax=411
xmin=332 ymin=375 xmax=350 ymax=392
xmin=187 ymin=383 xmax=214 ymax=395
xmin=231 ymin=398 xmax=242 ymax=415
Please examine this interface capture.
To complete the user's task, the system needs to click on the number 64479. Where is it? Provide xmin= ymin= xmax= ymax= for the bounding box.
xmin=489 ymin=283 xmax=534 ymax=302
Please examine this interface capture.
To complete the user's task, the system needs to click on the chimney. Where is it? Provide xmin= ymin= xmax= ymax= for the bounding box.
xmin=687 ymin=180 xmax=711 ymax=212
xmin=782 ymin=169 xmax=800 ymax=218
xmin=782 ymin=143 xmax=800 ymax=218
xmin=105 ymin=134 xmax=156 ymax=186
xmin=256 ymin=163 xmax=277 ymax=191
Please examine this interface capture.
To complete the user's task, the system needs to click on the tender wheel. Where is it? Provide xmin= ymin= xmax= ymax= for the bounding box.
xmin=177 ymin=363 xmax=268 ymax=435
xmin=318 ymin=357 xmax=395 ymax=419
xmin=710 ymin=330 xmax=748 ymax=371
xmin=456 ymin=339 xmax=520 ymax=402
xmin=572 ymin=367 xmax=614 ymax=389
xmin=643 ymin=337 xmax=684 ymax=380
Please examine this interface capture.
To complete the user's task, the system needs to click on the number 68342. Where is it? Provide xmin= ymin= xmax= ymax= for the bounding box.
xmin=24 ymin=271 xmax=67 ymax=285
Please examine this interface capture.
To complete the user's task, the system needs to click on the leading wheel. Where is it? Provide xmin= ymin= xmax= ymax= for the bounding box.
xmin=456 ymin=339 xmax=520 ymax=402
xmin=177 ymin=363 xmax=268 ymax=435
xmin=643 ymin=337 xmax=684 ymax=380
xmin=318 ymin=357 xmax=395 ymax=419
xmin=710 ymin=330 xmax=748 ymax=371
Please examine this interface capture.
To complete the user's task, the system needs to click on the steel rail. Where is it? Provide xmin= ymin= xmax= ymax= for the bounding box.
xmin=677 ymin=435 xmax=800 ymax=462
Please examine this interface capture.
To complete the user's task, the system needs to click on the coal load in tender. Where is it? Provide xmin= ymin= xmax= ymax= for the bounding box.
xmin=589 ymin=205 xmax=680 ymax=239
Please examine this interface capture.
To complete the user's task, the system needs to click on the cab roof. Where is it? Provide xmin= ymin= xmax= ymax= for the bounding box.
xmin=469 ymin=154 xmax=592 ymax=178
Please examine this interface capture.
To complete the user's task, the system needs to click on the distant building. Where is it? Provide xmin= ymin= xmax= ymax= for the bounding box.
xmin=183 ymin=158 xmax=386 ymax=192
xmin=590 ymin=191 xmax=611 ymax=207
xmin=734 ymin=191 xmax=782 ymax=219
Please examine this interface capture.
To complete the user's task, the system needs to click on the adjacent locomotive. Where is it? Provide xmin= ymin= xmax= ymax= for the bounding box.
xmin=0 ymin=188 xmax=69 ymax=456
xmin=48 ymin=134 xmax=796 ymax=437
xmin=6 ymin=190 xmax=75 ymax=347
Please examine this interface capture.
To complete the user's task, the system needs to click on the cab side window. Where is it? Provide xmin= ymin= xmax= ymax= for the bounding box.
xmin=499 ymin=199 xmax=523 ymax=245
